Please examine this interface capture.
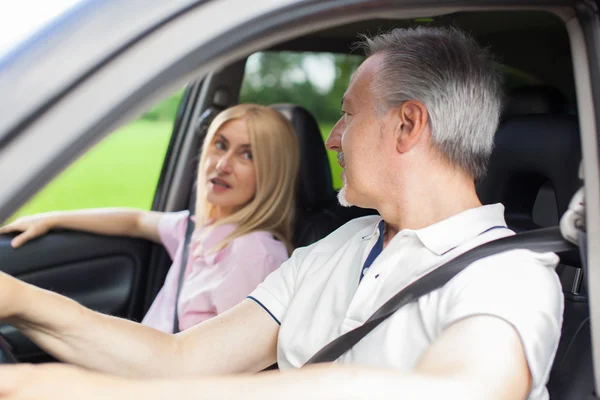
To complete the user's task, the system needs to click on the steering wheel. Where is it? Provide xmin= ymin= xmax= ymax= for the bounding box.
xmin=0 ymin=333 xmax=17 ymax=364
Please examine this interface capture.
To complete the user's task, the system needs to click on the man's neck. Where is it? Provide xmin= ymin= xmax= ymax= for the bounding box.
xmin=378 ymin=170 xmax=482 ymax=248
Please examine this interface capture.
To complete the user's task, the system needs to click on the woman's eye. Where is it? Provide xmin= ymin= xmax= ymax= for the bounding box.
xmin=242 ymin=151 xmax=253 ymax=161
xmin=214 ymin=141 xmax=226 ymax=151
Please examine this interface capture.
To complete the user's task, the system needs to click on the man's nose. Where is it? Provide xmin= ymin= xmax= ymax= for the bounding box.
xmin=216 ymin=152 xmax=233 ymax=173
xmin=325 ymin=118 xmax=343 ymax=152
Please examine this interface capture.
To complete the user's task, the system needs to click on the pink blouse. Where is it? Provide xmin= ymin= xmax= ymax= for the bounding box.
xmin=142 ymin=211 xmax=289 ymax=333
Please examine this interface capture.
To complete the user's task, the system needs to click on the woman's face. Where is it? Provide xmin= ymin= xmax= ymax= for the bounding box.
xmin=203 ymin=118 xmax=257 ymax=219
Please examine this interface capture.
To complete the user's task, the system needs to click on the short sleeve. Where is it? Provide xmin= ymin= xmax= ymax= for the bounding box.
xmin=439 ymin=249 xmax=563 ymax=399
xmin=248 ymin=243 xmax=314 ymax=324
xmin=157 ymin=210 xmax=190 ymax=259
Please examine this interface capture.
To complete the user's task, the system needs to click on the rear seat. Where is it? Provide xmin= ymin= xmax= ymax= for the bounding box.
xmin=477 ymin=87 xmax=591 ymax=399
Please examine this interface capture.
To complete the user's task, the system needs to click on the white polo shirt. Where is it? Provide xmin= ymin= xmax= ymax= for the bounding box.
xmin=248 ymin=204 xmax=563 ymax=400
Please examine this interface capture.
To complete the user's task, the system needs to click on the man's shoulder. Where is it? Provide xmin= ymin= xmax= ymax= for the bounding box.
xmin=312 ymin=214 xmax=382 ymax=250
xmin=444 ymin=246 xmax=562 ymax=305
xmin=289 ymin=215 xmax=381 ymax=263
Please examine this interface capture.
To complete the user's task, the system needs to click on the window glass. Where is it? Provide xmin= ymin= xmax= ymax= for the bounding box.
xmin=241 ymin=51 xmax=364 ymax=189
xmin=7 ymin=89 xmax=185 ymax=222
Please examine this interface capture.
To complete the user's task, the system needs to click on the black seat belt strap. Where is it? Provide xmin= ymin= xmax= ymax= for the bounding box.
xmin=170 ymin=106 xmax=220 ymax=334
xmin=172 ymin=215 xmax=195 ymax=334
xmin=304 ymin=226 xmax=575 ymax=365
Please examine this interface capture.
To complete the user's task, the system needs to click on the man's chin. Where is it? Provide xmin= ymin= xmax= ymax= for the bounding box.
xmin=337 ymin=185 xmax=353 ymax=208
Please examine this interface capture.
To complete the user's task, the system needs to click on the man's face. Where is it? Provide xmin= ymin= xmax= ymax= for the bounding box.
xmin=325 ymin=54 xmax=389 ymax=209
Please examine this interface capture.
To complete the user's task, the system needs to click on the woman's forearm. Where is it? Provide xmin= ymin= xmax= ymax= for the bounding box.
xmin=46 ymin=208 xmax=162 ymax=242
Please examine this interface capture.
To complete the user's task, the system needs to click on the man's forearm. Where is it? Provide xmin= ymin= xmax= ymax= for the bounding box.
xmin=6 ymin=289 xmax=278 ymax=379
xmin=8 ymin=284 xmax=180 ymax=378
xmin=138 ymin=365 xmax=482 ymax=400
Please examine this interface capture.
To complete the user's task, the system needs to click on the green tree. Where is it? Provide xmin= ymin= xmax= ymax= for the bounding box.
xmin=240 ymin=52 xmax=364 ymax=125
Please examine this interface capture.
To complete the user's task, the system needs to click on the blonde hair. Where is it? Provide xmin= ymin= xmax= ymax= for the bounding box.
xmin=194 ymin=104 xmax=299 ymax=254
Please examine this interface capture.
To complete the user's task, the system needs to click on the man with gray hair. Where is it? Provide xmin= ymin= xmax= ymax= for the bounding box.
xmin=0 ymin=27 xmax=561 ymax=400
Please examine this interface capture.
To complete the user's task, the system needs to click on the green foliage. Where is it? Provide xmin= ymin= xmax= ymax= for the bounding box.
xmin=140 ymin=88 xmax=186 ymax=121
xmin=240 ymin=52 xmax=361 ymax=189
xmin=320 ymin=123 xmax=343 ymax=189
xmin=8 ymin=120 xmax=174 ymax=222
xmin=241 ymin=52 xmax=364 ymax=125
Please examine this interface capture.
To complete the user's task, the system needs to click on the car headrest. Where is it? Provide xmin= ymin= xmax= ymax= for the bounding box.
xmin=477 ymin=114 xmax=581 ymax=230
xmin=270 ymin=104 xmax=335 ymax=210
xmin=502 ymin=85 xmax=568 ymax=121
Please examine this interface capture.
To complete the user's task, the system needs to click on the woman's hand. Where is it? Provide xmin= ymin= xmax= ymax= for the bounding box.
xmin=0 ymin=214 xmax=56 ymax=248
xmin=0 ymin=364 xmax=139 ymax=400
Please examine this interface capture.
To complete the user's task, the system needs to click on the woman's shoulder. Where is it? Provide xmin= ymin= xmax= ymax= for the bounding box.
xmin=156 ymin=210 xmax=192 ymax=259
xmin=157 ymin=210 xmax=191 ymax=239
xmin=228 ymin=230 xmax=288 ymax=259
xmin=159 ymin=210 xmax=191 ymax=231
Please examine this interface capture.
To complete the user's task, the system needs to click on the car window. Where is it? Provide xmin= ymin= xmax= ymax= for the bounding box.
xmin=240 ymin=51 xmax=365 ymax=189
xmin=5 ymin=89 xmax=185 ymax=222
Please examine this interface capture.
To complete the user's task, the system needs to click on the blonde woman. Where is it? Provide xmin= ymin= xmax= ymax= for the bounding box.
xmin=0 ymin=104 xmax=299 ymax=333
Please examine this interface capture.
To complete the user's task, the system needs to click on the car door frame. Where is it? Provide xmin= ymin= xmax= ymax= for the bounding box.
xmin=142 ymin=60 xmax=247 ymax=310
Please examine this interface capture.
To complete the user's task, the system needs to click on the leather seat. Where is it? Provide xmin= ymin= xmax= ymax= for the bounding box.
xmin=501 ymin=85 xmax=569 ymax=121
xmin=479 ymin=85 xmax=578 ymax=231
xmin=478 ymin=87 xmax=591 ymax=399
xmin=270 ymin=104 xmax=345 ymax=247
xmin=477 ymin=114 xmax=581 ymax=231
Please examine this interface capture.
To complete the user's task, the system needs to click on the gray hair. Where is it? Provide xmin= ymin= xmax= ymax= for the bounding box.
xmin=358 ymin=27 xmax=502 ymax=180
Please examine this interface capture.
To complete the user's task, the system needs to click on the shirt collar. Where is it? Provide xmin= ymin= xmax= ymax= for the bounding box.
xmin=408 ymin=203 xmax=508 ymax=256
xmin=362 ymin=220 xmax=385 ymax=240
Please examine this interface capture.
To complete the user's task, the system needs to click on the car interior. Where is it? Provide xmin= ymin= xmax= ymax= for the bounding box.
xmin=0 ymin=6 xmax=592 ymax=399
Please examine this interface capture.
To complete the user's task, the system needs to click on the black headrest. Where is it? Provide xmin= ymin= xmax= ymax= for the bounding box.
xmin=478 ymin=115 xmax=581 ymax=230
xmin=270 ymin=104 xmax=335 ymax=210
xmin=502 ymin=85 xmax=568 ymax=121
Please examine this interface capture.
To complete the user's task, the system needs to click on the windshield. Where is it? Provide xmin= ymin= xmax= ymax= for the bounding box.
xmin=0 ymin=0 xmax=87 ymax=63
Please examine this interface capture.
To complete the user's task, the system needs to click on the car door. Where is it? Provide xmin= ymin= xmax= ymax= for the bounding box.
xmin=0 ymin=83 xmax=196 ymax=363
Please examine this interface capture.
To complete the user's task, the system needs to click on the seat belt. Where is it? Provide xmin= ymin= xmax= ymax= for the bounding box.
xmin=304 ymin=226 xmax=576 ymax=365
xmin=171 ymin=106 xmax=220 ymax=334
xmin=172 ymin=216 xmax=195 ymax=334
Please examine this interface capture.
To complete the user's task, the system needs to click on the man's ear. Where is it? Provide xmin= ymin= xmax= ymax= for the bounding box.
xmin=394 ymin=100 xmax=429 ymax=154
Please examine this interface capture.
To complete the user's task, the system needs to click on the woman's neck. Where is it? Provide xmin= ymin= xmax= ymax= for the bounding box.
xmin=210 ymin=206 xmax=234 ymax=222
